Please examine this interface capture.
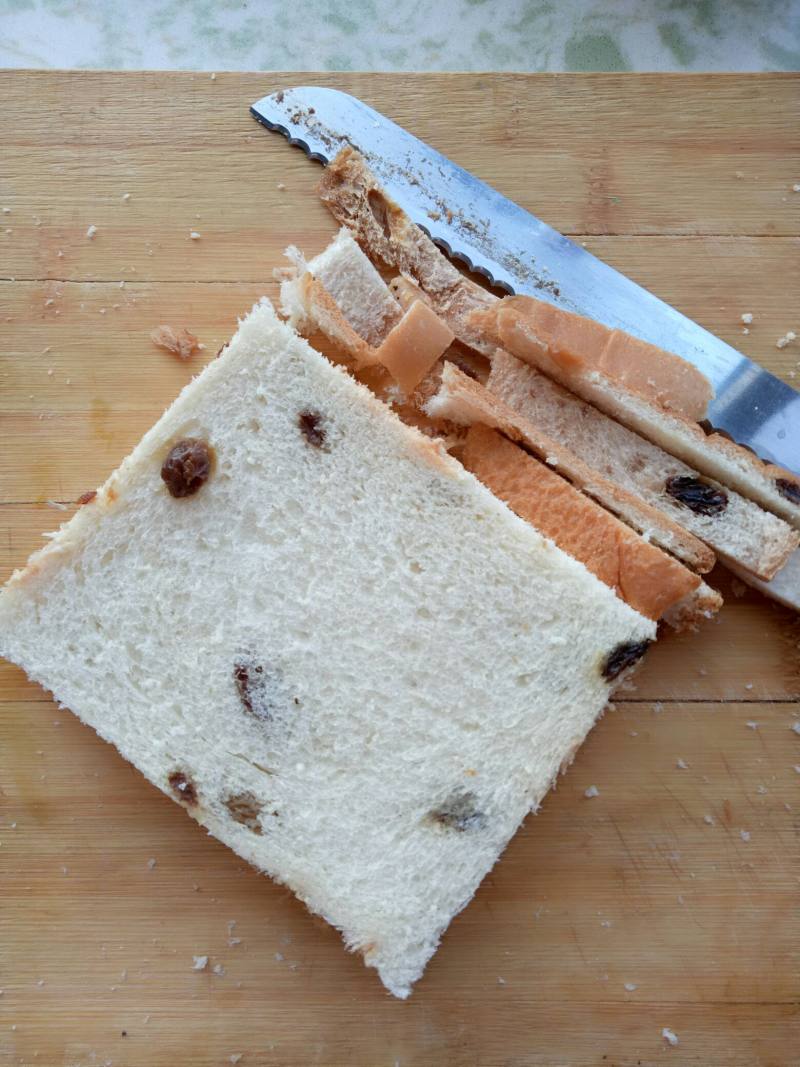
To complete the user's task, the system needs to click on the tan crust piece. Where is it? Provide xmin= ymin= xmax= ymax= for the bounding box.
xmin=661 ymin=580 xmax=724 ymax=632
xmin=288 ymin=273 xmax=378 ymax=368
xmin=318 ymin=146 xmax=497 ymax=354
xmin=427 ymin=360 xmax=715 ymax=574
xmin=490 ymin=295 xmax=713 ymax=421
xmin=461 ymin=424 xmax=701 ymax=622
xmin=477 ymin=300 xmax=800 ymax=533
xmin=375 ymin=300 xmax=455 ymax=395
xmin=482 ymin=344 xmax=797 ymax=581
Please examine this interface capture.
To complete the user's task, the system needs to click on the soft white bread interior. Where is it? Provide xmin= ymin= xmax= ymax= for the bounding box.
xmin=485 ymin=351 xmax=798 ymax=582
xmin=0 ymin=299 xmax=655 ymax=999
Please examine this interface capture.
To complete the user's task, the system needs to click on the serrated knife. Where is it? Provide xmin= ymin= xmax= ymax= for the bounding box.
xmin=251 ymin=87 xmax=799 ymax=476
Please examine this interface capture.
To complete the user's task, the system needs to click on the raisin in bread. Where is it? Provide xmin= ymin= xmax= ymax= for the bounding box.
xmin=0 ymin=299 xmax=655 ymax=998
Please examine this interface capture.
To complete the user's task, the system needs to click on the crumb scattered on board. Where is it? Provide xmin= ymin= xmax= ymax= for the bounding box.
xmin=676 ymin=758 xmax=689 ymax=770
xmin=662 ymin=1027 xmax=679 ymax=1047
xmin=192 ymin=955 xmax=208 ymax=971
xmin=190 ymin=230 xmax=201 ymax=240
xmin=151 ymin=325 xmax=202 ymax=361
xmin=584 ymin=785 xmax=599 ymax=799
xmin=86 ymin=224 xmax=97 ymax=239
xmin=776 ymin=331 xmax=796 ymax=349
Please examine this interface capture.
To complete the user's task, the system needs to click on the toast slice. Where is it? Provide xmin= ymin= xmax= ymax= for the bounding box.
xmin=459 ymin=424 xmax=702 ymax=623
xmin=485 ymin=350 xmax=798 ymax=581
xmin=0 ymin=299 xmax=655 ymax=999
xmin=427 ymin=360 xmax=715 ymax=575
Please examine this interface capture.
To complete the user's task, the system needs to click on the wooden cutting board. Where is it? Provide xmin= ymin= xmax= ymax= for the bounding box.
xmin=1 ymin=71 xmax=799 ymax=1067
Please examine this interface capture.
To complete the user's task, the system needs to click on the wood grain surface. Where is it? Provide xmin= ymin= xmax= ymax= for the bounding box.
xmin=1 ymin=71 xmax=799 ymax=1067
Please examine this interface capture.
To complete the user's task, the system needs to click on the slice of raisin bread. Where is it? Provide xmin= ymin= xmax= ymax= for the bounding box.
xmin=0 ymin=299 xmax=655 ymax=998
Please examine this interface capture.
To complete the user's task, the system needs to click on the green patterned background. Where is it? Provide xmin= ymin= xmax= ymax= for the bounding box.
xmin=1 ymin=0 xmax=799 ymax=71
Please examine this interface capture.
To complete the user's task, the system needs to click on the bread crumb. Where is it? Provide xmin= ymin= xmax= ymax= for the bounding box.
xmin=600 ymin=918 xmax=612 ymax=928
xmin=792 ymin=722 xmax=800 ymax=736
xmin=746 ymin=720 xmax=758 ymax=729
xmin=662 ymin=1027 xmax=679 ymax=1047
xmin=793 ymin=766 xmax=800 ymax=774
xmin=44 ymin=298 xmax=54 ymax=307
xmin=192 ymin=955 xmax=208 ymax=971
xmin=151 ymin=325 xmax=201 ymax=361
xmin=2 ymin=207 xmax=9 ymax=214
xmin=213 ymin=963 xmax=225 ymax=976
xmin=676 ymin=758 xmax=688 ymax=770
xmin=122 ymin=192 xmax=131 ymax=201
xmin=277 ymin=182 xmax=286 ymax=191
xmin=740 ymin=829 xmax=751 ymax=842
xmin=147 ymin=857 xmax=156 ymax=870
xmin=36 ymin=979 xmax=45 ymax=987
xmin=228 ymin=937 xmax=242 ymax=946
xmin=703 ymin=814 xmax=714 ymax=825
xmin=624 ymin=982 xmax=637 ymax=991
xmin=190 ymin=231 xmax=202 ymax=240
xmin=742 ymin=327 xmax=749 ymax=335
xmin=776 ymin=331 xmax=796 ymax=349
xmin=210 ymin=72 xmax=217 ymax=81
xmin=756 ymin=785 xmax=767 ymax=795
xmin=86 ymin=225 xmax=97 ymax=239
xmin=229 ymin=1056 xmax=242 ymax=1065
xmin=793 ymin=184 xmax=800 ymax=192
xmin=497 ymin=976 xmax=506 ymax=985
xmin=274 ymin=952 xmax=284 ymax=962
xmin=584 ymin=785 xmax=599 ymax=798
xmin=652 ymin=701 xmax=663 ymax=714
xmin=740 ymin=312 xmax=753 ymax=324
xmin=744 ymin=683 xmax=754 ymax=691
xmin=46 ymin=499 xmax=67 ymax=509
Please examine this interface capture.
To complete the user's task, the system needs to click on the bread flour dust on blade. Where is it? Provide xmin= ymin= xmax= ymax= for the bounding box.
xmin=250 ymin=87 xmax=800 ymax=475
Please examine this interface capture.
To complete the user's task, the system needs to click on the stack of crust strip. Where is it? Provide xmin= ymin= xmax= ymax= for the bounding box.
xmin=279 ymin=231 xmax=718 ymax=630
xmin=315 ymin=146 xmax=800 ymax=611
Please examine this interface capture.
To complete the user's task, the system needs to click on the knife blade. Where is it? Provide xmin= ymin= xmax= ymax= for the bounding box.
xmin=251 ymin=86 xmax=799 ymax=475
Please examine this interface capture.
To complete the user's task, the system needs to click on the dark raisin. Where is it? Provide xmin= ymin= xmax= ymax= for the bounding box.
xmin=168 ymin=770 xmax=198 ymax=806
xmin=665 ymin=475 xmax=728 ymax=515
xmin=775 ymin=477 xmax=800 ymax=506
xmin=298 ymin=410 xmax=326 ymax=449
xmin=367 ymin=188 xmax=393 ymax=241
xmin=224 ymin=792 xmax=263 ymax=834
xmin=428 ymin=791 xmax=486 ymax=832
xmin=602 ymin=640 xmax=652 ymax=681
xmin=161 ymin=438 xmax=214 ymax=498
xmin=76 ymin=489 xmax=97 ymax=506
xmin=233 ymin=659 xmax=291 ymax=721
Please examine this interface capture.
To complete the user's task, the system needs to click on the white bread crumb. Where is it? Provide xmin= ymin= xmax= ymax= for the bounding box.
xmin=776 ymin=331 xmax=796 ymax=349
xmin=147 ymin=857 xmax=156 ymax=869
xmin=277 ymin=182 xmax=286 ymax=191
xmin=2 ymin=207 xmax=9 ymax=214
xmin=584 ymin=785 xmax=599 ymax=798
xmin=210 ymin=73 xmax=217 ymax=81
xmin=624 ymin=982 xmax=637 ymax=991
xmin=756 ymin=785 xmax=767 ymax=795
xmin=742 ymin=327 xmax=749 ymax=335
xmin=676 ymin=758 xmax=688 ymax=770
xmin=213 ymin=963 xmax=225 ymax=976
xmin=122 ymin=192 xmax=131 ymax=201
xmin=86 ymin=225 xmax=97 ymax=239
xmin=192 ymin=955 xmax=208 ymax=971
xmin=230 ymin=1056 xmax=242 ymax=1065
xmin=497 ymin=976 xmax=506 ymax=985
xmin=190 ymin=231 xmax=201 ymax=240
xmin=746 ymin=720 xmax=759 ymax=729
xmin=793 ymin=184 xmax=800 ymax=192
xmin=792 ymin=722 xmax=800 ymax=736
xmin=662 ymin=1027 xmax=679 ymax=1046
xmin=793 ymin=766 xmax=800 ymax=774
xmin=744 ymin=683 xmax=754 ymax=691
xmin=740 ymin=312 xmax=753 ymax=324
xmin=703 ymin=814 xmax=714 ymax=825
xmin=740 ymin=829 xmax=750 ymax=842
